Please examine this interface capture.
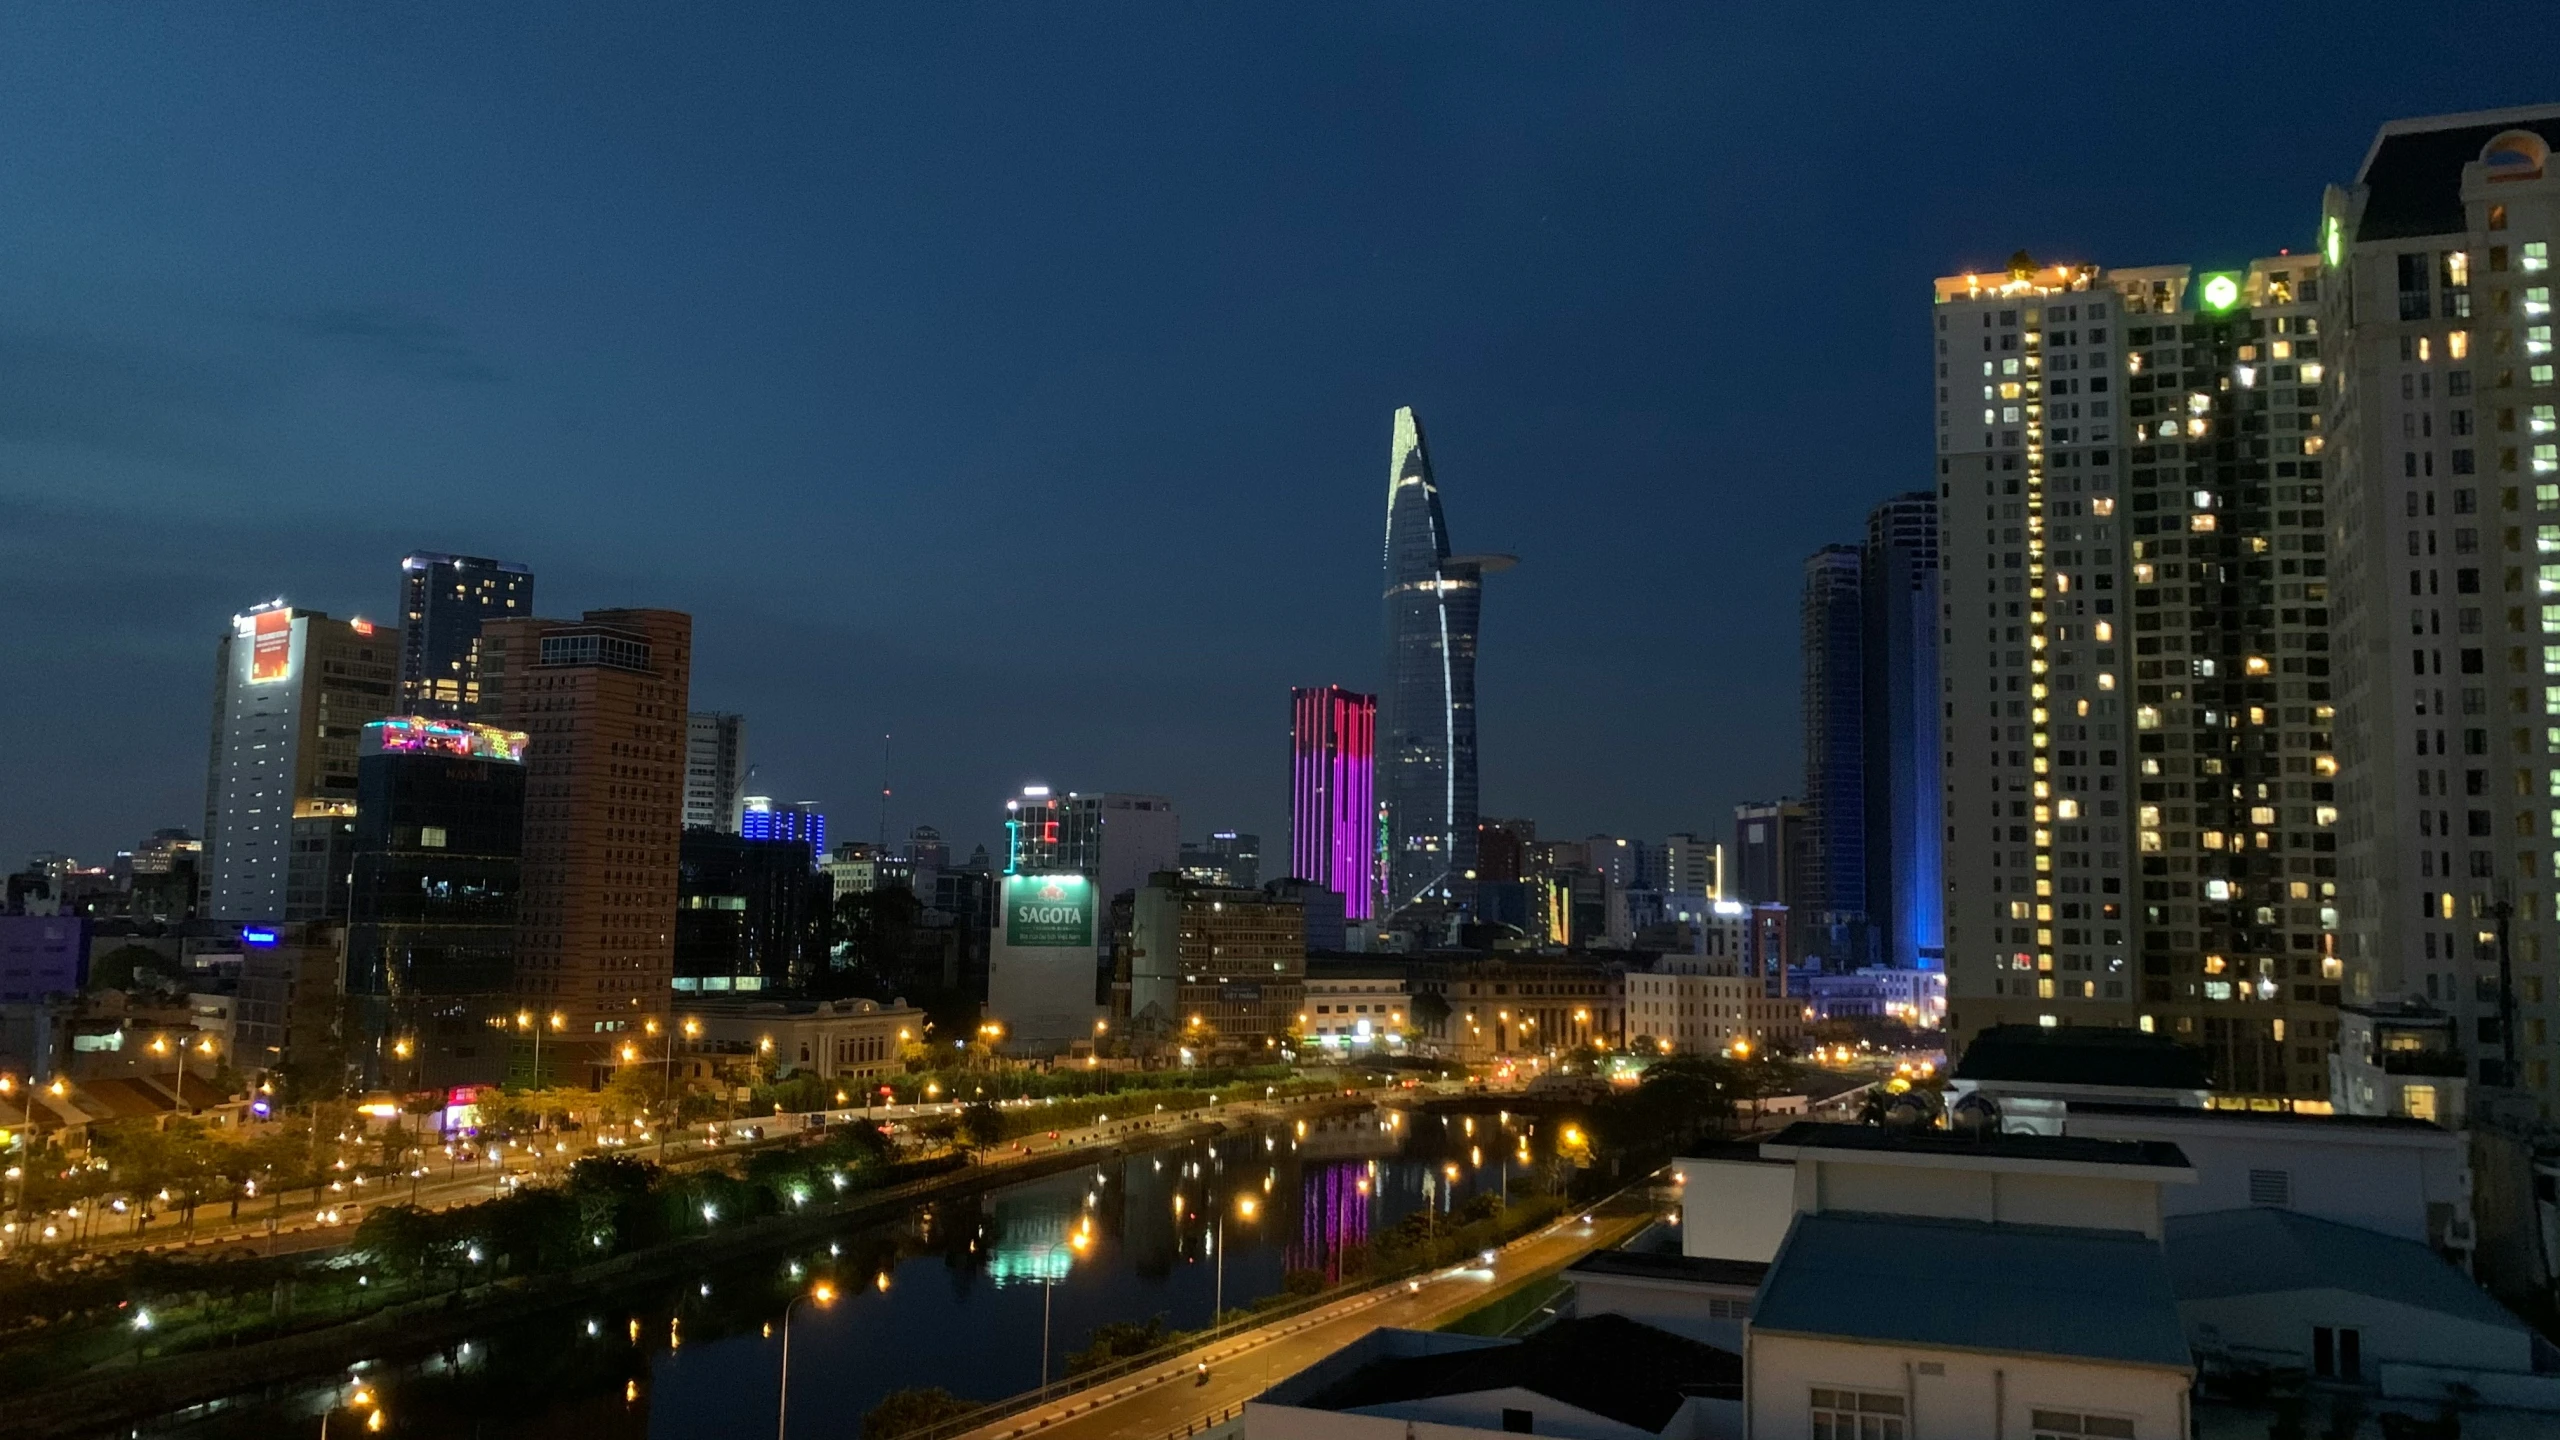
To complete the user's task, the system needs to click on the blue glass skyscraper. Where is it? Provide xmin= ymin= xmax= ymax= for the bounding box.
xmin=1800 ymin=545 xmax=1869 ymax=967
xmin=1379 ymin=407 xmax=1512 ymax=919
xmin=1863 ymin=493 xmax=1943 ymax=971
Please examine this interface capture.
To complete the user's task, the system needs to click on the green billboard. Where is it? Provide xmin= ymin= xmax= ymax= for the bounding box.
xmin=1004 ymin=873 xmax=1096 ymax=947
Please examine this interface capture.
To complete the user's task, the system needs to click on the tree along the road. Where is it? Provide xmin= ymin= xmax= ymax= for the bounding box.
xmin=862 ymin=1386 xmax=978 ymax=1440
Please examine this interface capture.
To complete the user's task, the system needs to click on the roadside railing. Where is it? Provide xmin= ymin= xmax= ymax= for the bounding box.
xmin=892 ymin=1174 xmax=1659 ymax=1440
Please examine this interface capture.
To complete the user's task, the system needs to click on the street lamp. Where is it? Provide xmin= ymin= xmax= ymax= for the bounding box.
xmin=1041 ymin=1222 xmax=1094 ymax=1386
xmin=776 ymin=1282 xmax=836 ymax=1440
xmin=517 ymin=1010 xmax=565 ymax=1090
xmin=320 ymin=1382 xmax=383 ymax=1437
xmin=1214 ymin=1193 xmax=1259 ymax=1323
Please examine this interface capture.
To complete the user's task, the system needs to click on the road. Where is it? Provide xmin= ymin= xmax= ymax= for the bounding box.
xmin=943 ymin=1184 xmax=1665 ymax=1440
xmin=32 ymin=1092 xmax=1387 ymax=1261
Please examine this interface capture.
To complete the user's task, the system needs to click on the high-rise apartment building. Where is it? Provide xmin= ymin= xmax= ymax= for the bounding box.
xmin=2323 ymin=107 xmax=2560 ymax=1109
xmin=346 ymin=716 xmax=527 ymax=1091
xmin=1002 ymin=788 xmax=1180 ymax=902
xmin=480 ymin=608 xmax=691 ymax=1077
xmin=1936 ymin=251 xmax=2339 ymax=1103
xmin=1380 ymin=406 xmax=1513 ymax=919
xmin=1865 ymin=492 xmax=1946 ymax=970
xmin=397 ymin=552 xmax=533 ymax=719
xmin=683 ymin=711 xmax=747 ymax=833
xmin=202 ymin=603 xmax=401 ymax=925
xmin=1289 ymin=685 xmax=1377 ymax=919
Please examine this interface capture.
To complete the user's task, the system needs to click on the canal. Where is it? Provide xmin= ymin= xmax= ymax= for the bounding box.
xmin=113 ymin=1103 xmax=1581 ymax=1439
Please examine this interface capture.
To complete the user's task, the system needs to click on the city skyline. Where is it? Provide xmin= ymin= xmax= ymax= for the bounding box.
xmin=3 ymin=9 xmax=2553 ymax=874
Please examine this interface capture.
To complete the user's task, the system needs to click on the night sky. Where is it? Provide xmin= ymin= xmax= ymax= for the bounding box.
xmin=1 ymin=5 xmax=2549 ymax=868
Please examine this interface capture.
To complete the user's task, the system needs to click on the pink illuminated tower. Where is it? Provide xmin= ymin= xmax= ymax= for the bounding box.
xmin=1290 ymin=686 xmax=1377 ymax=921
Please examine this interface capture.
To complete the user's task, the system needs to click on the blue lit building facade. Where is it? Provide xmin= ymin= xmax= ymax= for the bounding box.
xmin=1864 ymin=493 xmax=1944 ymax=971
xmin=742 ymin=798 xmax=825 ymax=855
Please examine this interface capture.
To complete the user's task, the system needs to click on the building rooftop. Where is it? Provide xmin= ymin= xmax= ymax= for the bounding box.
xmin=1953 ymin=1023 xmax=2213 ymax=1092
xmin=2165 ymin=1208 xmax=2524 ymax=1332
xmin=1760 ymin=1120 xmax=2193 ymax=1174
xmin=1293 ymin=1314 xmax=1740 ymax=1431
xmin=2354 ymin=105 xmax=2560 ymax=242
xmin=1751 ymin=1211 xmax=2192 ymax=1370
xmin=1681 ymin=1138 xmax=1791 ymax=1165
xmin=1567 ymin=1250 xmax=1770 ymax=1290
xmin=2068 ymin=1100 xmax=2452 ymax=1137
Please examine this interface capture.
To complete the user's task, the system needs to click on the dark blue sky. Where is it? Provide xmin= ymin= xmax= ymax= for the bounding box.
xmin=1 ymin=5 xmax=2547 ymax=867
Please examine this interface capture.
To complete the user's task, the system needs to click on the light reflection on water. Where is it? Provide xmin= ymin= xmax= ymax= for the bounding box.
xmin=118 ymin=1104 xmax=1573 ymax=1440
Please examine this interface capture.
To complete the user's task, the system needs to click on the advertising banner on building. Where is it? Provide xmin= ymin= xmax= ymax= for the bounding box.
xmin=249 ymin=608 xmax=294 ymax=682
xmin=1003 ymin=873 xmax=1095 ymax=947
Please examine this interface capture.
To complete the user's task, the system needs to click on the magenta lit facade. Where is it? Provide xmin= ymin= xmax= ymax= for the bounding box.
xmin=1290 ymin=686 xmax=1377 ymax=921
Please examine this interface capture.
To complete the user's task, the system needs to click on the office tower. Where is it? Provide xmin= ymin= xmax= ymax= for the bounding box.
xmin=1289 ymin=685 xmax=1377 ymax=919
xmin=397 ymin=552 xmax=533 ymax=719
xmin=203 ymin=603 xmax=401 ymax=925
xmin=1730 ymin=800 xmax=1805 ymax=906
xmin=1380 ymin=406 xmax=1515 ymax=918
xmin=1665 ymin=832 xmax=1721 ymax=901
xmin=1179 ymin=831 xmax=1262 ymax=890
xmin=2324 ymin=108 xmax=2560 ymax=1107
xmin=1002 ymin=788 xmax=1180 ymax=901
xmin=683 ymin=712 xmax=748 ymax=833
xmin=1865 ymin=492 xmax=1947 ymax=970
xmin=1129 ymin=873 xmax=1308 ymax=1056
xmin=741 ymin=797 xmax=825 ymax=854
xmin=1800 ymin=545 xmax=1870 ymax=969
xmin=480 ymin=608 xmax=691 ymax=1079
xmin=1935 ymin=251 xmax=2338 ymax=1103
xmin=674 ymin=830 xmax=825 ymax=994
xmin=346 ymin=716 xmax=528 ymax=1090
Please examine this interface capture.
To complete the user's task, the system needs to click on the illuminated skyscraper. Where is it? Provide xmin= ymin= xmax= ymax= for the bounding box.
xmin=1935 ymin=251 xmax=2338 ymax=1102
xmin=397 ymin=552 xmax=533 ymax=719
xmin=1289 ymin=686 xmax=1376 ymax=920
xmin=1379 ymin=406 xmax=1513 ymax=918
xmin=2321 ymin=107 xmax=2560 ymax=1106
xmin=1864 ymin=492 xmax=1945 ymax=971
xmin=346 ymin=716 xmax=527 ymax=1091
xmin=202 ymin=602 xmax=401 ymax=925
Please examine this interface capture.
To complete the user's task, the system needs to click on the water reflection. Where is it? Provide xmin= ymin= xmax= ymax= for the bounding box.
xmin=118 ymin=1103 xmax=1574 ymax=1440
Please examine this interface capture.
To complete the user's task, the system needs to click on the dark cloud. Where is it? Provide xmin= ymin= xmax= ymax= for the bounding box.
xmin=275 ymin=304 xmax=502 ymax=384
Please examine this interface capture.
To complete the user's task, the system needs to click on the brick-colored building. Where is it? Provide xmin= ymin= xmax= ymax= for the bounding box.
xmin=480 ymin=609 xmax=691 ymax=1083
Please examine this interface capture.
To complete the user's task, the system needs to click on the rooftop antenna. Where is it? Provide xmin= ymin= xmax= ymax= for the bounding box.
xmin=877 ymin=733 xmax=892 ymax=853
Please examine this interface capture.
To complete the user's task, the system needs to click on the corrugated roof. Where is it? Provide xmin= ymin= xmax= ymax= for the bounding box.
xmin=2165 ymin=1208 xmax=2524 ymax=1331
xmin=1296 ymin=1314 xmax=1740 ymax=1430
xmin=2355 ymin=107 xmax=2560 ymax=242
xmin=1751 ymin=1211 xmax=2192 ymax=1370
xmin=1568 ymin=1250 xmax=1770 ymax=1289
